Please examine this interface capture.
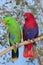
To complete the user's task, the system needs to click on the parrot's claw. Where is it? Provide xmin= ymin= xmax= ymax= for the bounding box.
xmin=14 ymin=43 xmax=19 ymax=48
xmin=28 ymin=39 xmax=30 ymax=41
xmin=14 ymin=44 xmax=16 ymax=48
xmin=16 ymin=43 xmax=18 ymax=44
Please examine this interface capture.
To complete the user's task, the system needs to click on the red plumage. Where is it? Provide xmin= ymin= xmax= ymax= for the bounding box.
xmin=23 ymin=12 xmax=38 ymax=58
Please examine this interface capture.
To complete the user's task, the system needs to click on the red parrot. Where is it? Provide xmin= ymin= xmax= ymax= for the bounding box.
xmin=23 ymin=12 xmax=38 ymax=59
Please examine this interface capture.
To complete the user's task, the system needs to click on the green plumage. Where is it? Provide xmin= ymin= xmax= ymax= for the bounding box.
xmin=3 ymin=16 xmax=21 ymax=59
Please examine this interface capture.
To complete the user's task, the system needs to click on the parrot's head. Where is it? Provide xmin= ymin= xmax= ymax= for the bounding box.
xmin=3 ymin=16 xmax=16 ymax=26
xmin=24 ymin=12 xmax=34 ymax=21
xmin=24 ymin=12 xmax=38 ymax=28
xmin=3 ymin=16 xmax=11 ymax=25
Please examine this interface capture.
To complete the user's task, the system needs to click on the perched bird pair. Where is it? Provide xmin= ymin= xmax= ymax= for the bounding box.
xmin=3 ymin=12 xmax=38 ymax=60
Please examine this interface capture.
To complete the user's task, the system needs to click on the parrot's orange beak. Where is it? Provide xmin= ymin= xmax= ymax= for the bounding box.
xmin=2 ymin=21 xmax=6 ymax=25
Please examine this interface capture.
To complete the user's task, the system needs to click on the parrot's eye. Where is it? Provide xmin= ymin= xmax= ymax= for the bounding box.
xmin=7 ymin=20 xmax=10 ymax=24
xmin=7 ymin=20 xmax=9 ymax=22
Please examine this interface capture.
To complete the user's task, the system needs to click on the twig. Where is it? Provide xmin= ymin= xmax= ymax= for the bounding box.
xmin=0 ymin=34 xmax=43 ymax=56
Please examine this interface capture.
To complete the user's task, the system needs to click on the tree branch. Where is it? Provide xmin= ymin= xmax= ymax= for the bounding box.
xmin=0 ymin=34 xmax=43 ymax=56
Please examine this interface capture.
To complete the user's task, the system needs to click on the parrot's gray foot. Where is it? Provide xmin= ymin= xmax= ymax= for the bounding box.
xmin=16 ymin=43 xmax=19 ymax=47
xmin=14 ymin=43 xmax=19 ymax=48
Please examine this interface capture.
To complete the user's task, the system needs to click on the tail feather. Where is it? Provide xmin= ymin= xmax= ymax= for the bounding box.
xmin=23 ymin=43 xmax=37 ymax=58
xmin=12 ymin=49 xmax=18 ymax=61
xmin=27 ymin=43 xmax=33 ymax=50
xmin=9 ymin=42 xmax=18 ymax=61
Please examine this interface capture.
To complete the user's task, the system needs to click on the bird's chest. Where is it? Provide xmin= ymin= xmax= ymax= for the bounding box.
xmin=25 ymin=27 xmax=38 ymax=39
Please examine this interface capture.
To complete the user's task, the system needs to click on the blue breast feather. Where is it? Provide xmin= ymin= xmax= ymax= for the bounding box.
xmin=25 ymin=27 xmax=38 ymax=40
xmin=11 ymin=35 xmax=15 ymax=41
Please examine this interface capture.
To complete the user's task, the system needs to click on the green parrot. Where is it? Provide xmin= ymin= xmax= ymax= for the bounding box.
xmin=3 ymin=16 xmax=21 ymax=61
